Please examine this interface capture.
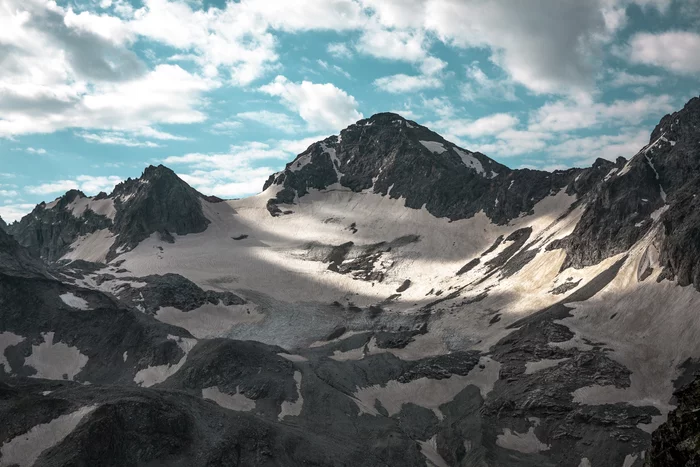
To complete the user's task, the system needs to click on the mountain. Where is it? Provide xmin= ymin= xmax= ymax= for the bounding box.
xmin=264 ymin=112 xmax=614 ymax=224
xmin=7 ymin=165 xmax=211 ymax=263
xmin=0 ymin=216 xmax=7 ymax=232
xmin=2 ymin=97 xmax=700 ymax=466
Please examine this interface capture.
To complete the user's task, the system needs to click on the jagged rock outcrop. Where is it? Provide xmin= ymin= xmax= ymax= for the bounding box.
xmin=6 ymin=190 xmax=113 ymax=262
xmin=7 ymin=165 xmax=212 ymax=263
xmin=647 ymin=375 xmax=700 ymax=466
xmin=549 ymin=96 xmax=700 ymax=292
xmin=265 ymin=113 xmax=606 ymax=225
xmin=0 ymin=216 xmax=7 ymax=232
xmin=108 ymin=165 xmax=210 ymax=259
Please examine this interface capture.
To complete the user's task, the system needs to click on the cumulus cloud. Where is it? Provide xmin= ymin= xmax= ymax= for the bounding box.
xmin=429 ymin=113 xmax=519 ymax=139
xmin=26 ymin=175 xmax=123 ymax=196
xmin=529 ymin=94 xmax=675 ymax=132
xmin=236 ymin=111 xmax=301 ymax=134
xmin=374 ymin=74 xmax=442 ymax=93
xmin=259 ymin=76 xmax=363 ymax=131
xmin=0 ymin=203 xmax=36 ymax=223
xmin=460 ymin=62 xmax=517 ymax=101
xmin=624 ymin=31 xmax=700 ymax=74
xmin=163 ymin=136 xmax=325 ymax=198
xmin=609 ymin=70 xmax=663 ymax=88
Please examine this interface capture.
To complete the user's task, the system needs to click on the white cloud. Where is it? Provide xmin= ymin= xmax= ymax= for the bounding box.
xmin=460 ymin=62 xmax=516 ymax=101
xmin=327 ymin=42 xmax=353 ymax=59
xmin=356 ymin=24 xmax=427 ymax=62
xmin=26 ymin=175 xmax=123 ymax=195
xmin=26 ymin=147 xmax=47 ymax=154
xmin=609 ymin=70 xmax=663 ymax=88
xmin=78 ymin=132 xmax=162 ymax=147
xmin=546 ymin=129 xmax=648 ymax=163
xmin=259 ymin=76 xmax=363 ymax=131
xmin=236 ymin=110 xmax=301 ymax=133
xmin=0 ymin=203 xmax=35 ymax=222
xmin=474 ymin=129 xmax=552 ymax=157
xmin=163 ymin=137 xmax=324 ymax=198
xmin=0 ymin=62 xmax=218 ymax=138
xmin=430 ymin=113 xmax=519 ymax=138
xmin=529 ymin=94 xmax=675 ymax=132
xmin=625 ymin=31 xmax=700 ymax=74
xmin=210 ymin=120 xmax=243 ymax=135
xmin=374 ymin=74 xmax=442 ymax=93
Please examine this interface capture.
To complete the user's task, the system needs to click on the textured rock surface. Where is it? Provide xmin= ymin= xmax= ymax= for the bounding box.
xmin=266 ymin=113 xmax=598 ymax=225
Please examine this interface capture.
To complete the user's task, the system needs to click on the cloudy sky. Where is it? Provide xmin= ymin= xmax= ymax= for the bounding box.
xmin=0 ymin=0 xmax=698 ymax=221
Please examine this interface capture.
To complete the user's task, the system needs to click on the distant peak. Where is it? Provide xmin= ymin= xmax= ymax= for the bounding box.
xmin=142 ymin=164 xmax=178 ymax=180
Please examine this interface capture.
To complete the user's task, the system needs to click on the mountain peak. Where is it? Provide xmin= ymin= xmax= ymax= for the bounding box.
xmin=264 ymin=114 xmax=592 ymax=224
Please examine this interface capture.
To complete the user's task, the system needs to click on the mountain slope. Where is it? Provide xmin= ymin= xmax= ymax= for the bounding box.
xmin=3 ymin=97 xmax=700 ymax=465
xmin=7 ymin=165 xmax=211 ymax=263
xmin=264 ymin=112 xmax=611 ymax=225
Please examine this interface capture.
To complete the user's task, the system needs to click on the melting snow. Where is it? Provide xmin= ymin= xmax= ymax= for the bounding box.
xmin=496 ymin=418 xmax=550 ymax=454
xmin=420 ymin=140 xmax=447 ymax=154
xmin=202 ymin=386 xmax=256 ymax=412
xmin=25 ymin=332 xmax=88 ymax=381
xmin=0 ymin=331 xmax=24 ymax=374
xmin=453 ymin=147 xmax=485 ymax=175
xmin=0 ymin=405 xmax=97 ymax=467
xmin=133 ymin=334 xmax=197 ymax=387
xmin=59 ymin=293 xmax=90 ymax=310
xmin=278 ymin=371 xmax=304 ymax=419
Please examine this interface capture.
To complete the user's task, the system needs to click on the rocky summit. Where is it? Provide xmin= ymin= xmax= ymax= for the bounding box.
xmin=3 ymin=97 xmax=700 ymax=466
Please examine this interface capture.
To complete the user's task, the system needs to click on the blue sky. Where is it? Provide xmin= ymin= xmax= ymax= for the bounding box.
xmin=0 ymin=0 xmax=698 ymax=221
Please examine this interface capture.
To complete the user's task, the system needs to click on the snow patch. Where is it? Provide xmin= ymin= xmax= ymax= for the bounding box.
xmin=496 ymin=418 xmax=550 ymax=454
xmin=278 ymin=371 xmax=304 ymax=419
xmin=453 ymin=147 xmax=485 ymax=175
xmin=202 ymin=386 xmax=256 ymax=412
xmin=25 ymin=332 xmax=88 ymax=381
xmin=155 ymin=304 xmax=263 ymax=339
xmin=61 ymin=229 xmax=116 ymax=263
xmin=420 ymin=140 xmax=447 ymax=154
xmin=133 ymin=334 xmax=197 ymax=387
xmin=59 ymin=293 xmax=90 ymax=310
xmin=0 ymin=332 xmax=24 ymax=374
xmin=0 ymin=405 xmax=97 ymax=467
xmin=419 ymin=435 xmax=449 ymax=467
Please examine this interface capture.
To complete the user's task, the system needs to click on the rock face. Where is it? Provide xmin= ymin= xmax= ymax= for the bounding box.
xmin=0 ymin=216 xmax=7 ymax=232
xmin=7 ymin=165 xmax=211 ymax=263
xmin=647 ymin=376 xmax=700 ymax=466
xmin=265 ymin=113 xmax=606 ymax=225
xmin=549 ymin=97 xmax=700 ymax=291
xmin=5 ymin=97 xmax=700 ymax=466
xmin=108 ymin=165 xmax=210 ymax=258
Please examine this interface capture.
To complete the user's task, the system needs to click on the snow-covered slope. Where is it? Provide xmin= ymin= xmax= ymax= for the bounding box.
xmin=3 ymin=99 xmax=700 ymax=466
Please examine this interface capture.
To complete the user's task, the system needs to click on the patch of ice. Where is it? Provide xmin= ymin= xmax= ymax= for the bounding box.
xmin=122 ymin=351 xmax=128 ymax=362
xmin=0 ymin=405 xmax=97 ymax=467
xmin=420 ymin=140 xmax=447 ymax=154
xmin=25 ymin=332 xmax=88 ymax=381
xmin=0 ymin=331 xmax=24 ymax=374
xmin=155 ymin=304 xmax=263 ymax=339
xmin=133 ymin=334 xmax=197 ymax=387
xmin=419 ymin=435 xmax=449 ymax=467
xmin=604 ymin=168 xmax=619 ymax=181
xmin=453 ymin=147 xmax=484 ymax=175
xmin=278 ymin=371 xmax=304 ymax=419
xmin=353 ymin=356 xmax=500 ymax=416
xmin=59 ymin=293 xmax=90 ymax=310
xmin=61 ymin=229 xmax=116 ymax=263
xmin=496 ymin=418 xmax=550 ymax=454
xmin=202 ymin=386 xmax=256 ymax=412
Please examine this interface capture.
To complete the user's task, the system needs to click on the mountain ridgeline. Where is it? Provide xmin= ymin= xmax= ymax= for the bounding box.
xmin=2 ymin=97 xmax=700 ymax=466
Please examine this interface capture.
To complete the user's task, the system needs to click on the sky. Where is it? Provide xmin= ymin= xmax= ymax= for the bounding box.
xmin=0 ymin=0 xmax=699 ymax=221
